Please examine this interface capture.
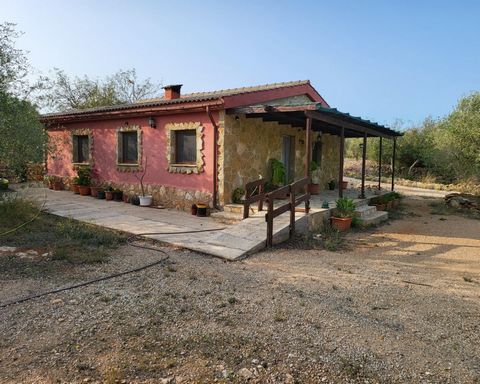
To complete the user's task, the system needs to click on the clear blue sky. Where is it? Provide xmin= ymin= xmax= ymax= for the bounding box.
xmin=2 ymin=0 xmax=480 ymax=127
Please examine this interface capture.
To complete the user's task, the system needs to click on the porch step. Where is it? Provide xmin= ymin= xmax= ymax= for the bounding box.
xmin=224 ymin=203 xmax=261 ymax=215
xmin=358 ymin=210 xmax=389 ymax=227
xmin=210 ymin=211 xmax=243 ymax=224
xmin=355 ymin=205 xmax=377 ymax=218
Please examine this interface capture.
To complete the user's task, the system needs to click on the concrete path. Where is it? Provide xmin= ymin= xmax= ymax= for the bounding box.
xmin=16 ymin=187 xmax=312 ymax=260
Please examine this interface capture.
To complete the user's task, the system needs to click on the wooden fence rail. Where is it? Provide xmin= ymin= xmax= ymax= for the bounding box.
xmin=243 ymin=179 xmax=267 ymax=219
xmin=265 ymin=177 xmax=310 ymax=247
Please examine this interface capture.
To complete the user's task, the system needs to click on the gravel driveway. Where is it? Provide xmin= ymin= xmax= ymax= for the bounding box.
xmin=0 ymin=196 xmax=479 ymax=383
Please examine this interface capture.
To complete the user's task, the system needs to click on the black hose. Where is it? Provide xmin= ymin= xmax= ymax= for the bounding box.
xmin=0 ymin=227 xmax=226 ymax=309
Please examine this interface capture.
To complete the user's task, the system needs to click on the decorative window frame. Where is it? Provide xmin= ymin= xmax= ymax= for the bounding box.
xmin=116 ymin=125 xmax=143 ymax=172
xmin=71 ymin=128 xmax=93 ymax=166
xmin=166 ymin=122 xmax=205 ymax=174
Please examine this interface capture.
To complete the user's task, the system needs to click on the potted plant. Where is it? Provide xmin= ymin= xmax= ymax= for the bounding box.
xmin=90 ymin=182 xmax=101 ymax=198
xmin=122 ymin=193 xmax=130 ymax=203
xmin=309 ymin=161 xmax=320 ymax=195
xmin=369 ymin=195 xmax=387 ymax=211
xmin=330 ymin=197 xmax=356 ymax=231
xmin=327 ymin=179 xmax=336 ymax=191
xmin=133 ymin=157 xmax=152 ymax=207
xmin=232 ymin=187 xmax=245 ymax=204
xmin=97 ymin=187 xmax=106 ymax=199
xmin=76 ymin=167 xmax=91 ymax=196
xmin=71 ymin=177 xmax=80 ymax=194
xmin=271 ymin=159 xmax=286 ymax=188
xmin=342 ymin=180 xmax=349 ymax=190
xmin=52 ymin=176 xmax=63 ymax=191
xmin=104 ymin=185 xmax=114 ymax=200
xmin=130 ymin=195 xmax=140 ymax=206
xmin=113 ymin=189 xmax=123 ymax=201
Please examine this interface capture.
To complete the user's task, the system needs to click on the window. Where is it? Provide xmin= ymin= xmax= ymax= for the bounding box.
xmin=118 ymin=131 xmax=138 ymax=164
xmin=174 ymin=129 xmax=196 ymax=164
xmin=73 ymin=135 xmax=89 ymax=163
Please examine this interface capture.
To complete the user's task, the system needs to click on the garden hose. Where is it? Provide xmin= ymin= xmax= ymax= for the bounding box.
xmin=0 ymin=227 xmax=226 ymax=309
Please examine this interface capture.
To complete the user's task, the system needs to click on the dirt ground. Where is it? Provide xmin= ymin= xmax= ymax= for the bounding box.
xmin=0 ymin=196 xmax=479 ymax=383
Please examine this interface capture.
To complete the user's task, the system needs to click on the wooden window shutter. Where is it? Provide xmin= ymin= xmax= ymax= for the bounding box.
xmin=72 ymin=136 xmax=79 ymax=163
xmin=117 ymin=132 xmax=123 ymax=163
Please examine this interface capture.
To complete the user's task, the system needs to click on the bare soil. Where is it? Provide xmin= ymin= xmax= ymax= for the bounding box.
xmin=0 ymin=197 xmax=479 ymax=383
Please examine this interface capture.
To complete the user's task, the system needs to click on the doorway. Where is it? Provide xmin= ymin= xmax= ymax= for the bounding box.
xmin=282 ymin=135 xmax=295 ymax=183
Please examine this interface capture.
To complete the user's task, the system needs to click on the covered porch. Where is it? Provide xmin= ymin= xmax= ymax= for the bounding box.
xmin=227 ymin=103 xmax=402 ymax=199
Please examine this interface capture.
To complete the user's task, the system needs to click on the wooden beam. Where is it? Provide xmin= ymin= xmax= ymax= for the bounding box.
xmin=305 ymin=110 xmax=394 ymax=139
xmin=305 ymin=116 xmax=312 ymax=180
xmin=339 ymin=126 xmax=345 ymax=198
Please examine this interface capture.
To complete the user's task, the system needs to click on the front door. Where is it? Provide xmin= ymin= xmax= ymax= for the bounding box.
xmin=282 ymin=135 xmax=295 ymax=183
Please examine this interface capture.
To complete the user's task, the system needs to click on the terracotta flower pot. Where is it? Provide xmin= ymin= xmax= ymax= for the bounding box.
xmin=72 ymin=184 xmax=80 ymax=194
xmin=387 ymin=201 xmax=393 ymax=210
xmin=392 ymin=199 xmax=400 ymax=208
xmin=330 ymin=216 xmax=352 ymax=231
xmin=78 ymin=185 xmax=91 ymax=196
xmin=123 ymin=194 xmax=130 ymax=203
xmin=373 ymin=203 xmax=387 ymax=211
xmin=105 ymin=191 xmax=114 ymax=201
xmin=113 ymin=191 xmax=123 ymax=201
xmin=53 ymin=181 xmax=63 ymax=191
xmin=309 ymin=183 xmax=320 ymax=195
xmin=342 ymin=181 xmax=348 ymax=190
xmin=90 ymin=186 xmax=99 ymax=198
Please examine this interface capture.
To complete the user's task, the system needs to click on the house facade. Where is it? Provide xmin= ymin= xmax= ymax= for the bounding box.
xmin=42 ymin=80 xmax=400 ymax=211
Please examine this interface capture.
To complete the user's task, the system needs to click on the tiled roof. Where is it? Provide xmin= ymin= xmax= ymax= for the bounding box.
xmin=42 ymin=80 xmax=310 ymax=118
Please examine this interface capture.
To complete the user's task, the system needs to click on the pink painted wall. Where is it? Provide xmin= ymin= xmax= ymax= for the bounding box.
xmin=46 ymin=111 xmax=217 ymax=193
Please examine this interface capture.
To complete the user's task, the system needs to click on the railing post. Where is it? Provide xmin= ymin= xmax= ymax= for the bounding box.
xmin=266 ymin=194 xmax=274 ymax=247
xmin=258 ymin=182 xmax=264 ymax=212
xmin=289 ymin=184 xmax=295 ymax=237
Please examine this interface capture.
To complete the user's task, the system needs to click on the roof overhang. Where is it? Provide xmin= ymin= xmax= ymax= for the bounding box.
xmin=227 ymin=103 xmax=402 ymax=139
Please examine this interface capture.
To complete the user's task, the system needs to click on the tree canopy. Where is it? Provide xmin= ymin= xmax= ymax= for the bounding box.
xmin=40 ymin=68 xmax=162 ymax=112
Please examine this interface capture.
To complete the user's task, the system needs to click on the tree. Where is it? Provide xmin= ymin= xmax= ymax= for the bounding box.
xmin=0 ymin=90 xmax=46 ymax=178
xmin=0 ymin=22 xmax=30 ymax=96
xmin=40 ymin=68 xmax=162 ymax=112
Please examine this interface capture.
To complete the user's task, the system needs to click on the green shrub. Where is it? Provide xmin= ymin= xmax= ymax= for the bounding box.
xmin=231 ymin=187 xmax=245 ymax=204
xmin=76 ymin=166 xmax=91 ymax=186
xmin=271 ymin=159 xmax=286 ymax=185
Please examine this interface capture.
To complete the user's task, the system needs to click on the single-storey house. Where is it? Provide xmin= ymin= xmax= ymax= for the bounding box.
xmin=42 ymin=80 xmax=401 ymax=211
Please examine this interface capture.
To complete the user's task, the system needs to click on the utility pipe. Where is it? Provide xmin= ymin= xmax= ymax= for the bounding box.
xmin=206 ymin=106 xmax=219 ymax=210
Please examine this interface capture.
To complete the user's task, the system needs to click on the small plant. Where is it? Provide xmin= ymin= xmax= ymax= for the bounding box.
xmin=232 ymin=187 xmax=245 ymax=204
xmin=335 ymin=198 xmax=356 ymax=218
xmin=319 ymin=218 xmax=345 ymax=251
xmin=0 ymin=178 xmax=9 ymax=191
xmin=328 ymin=179 xmax=336 ymax=190
xmin=310 ymin=161 xmax=320 ymax=184
xmin=76 ymin=166 xmax=91 ymax=186
xmin=271 ymin=159 xmax=286 ymax=186
xmin=133 ymin=156 xmax=149 ymax=197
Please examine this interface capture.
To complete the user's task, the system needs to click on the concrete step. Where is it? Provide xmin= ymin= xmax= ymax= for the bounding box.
xmin=358 ymin=210 xmax=388 ymax=227
xmin=210 ymin=211 xmax=243 ymax=224
xmin=354 ymin=199 xmax=369 ymax=208
xmin=355 ymin=205 xmax=377 ymax=218
xmin=223 ymin=204 xmax=244 ymax=214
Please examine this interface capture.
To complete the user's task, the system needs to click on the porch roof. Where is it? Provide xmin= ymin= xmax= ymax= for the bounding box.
xmin=227 ymin=102 xmax=402 ymax=139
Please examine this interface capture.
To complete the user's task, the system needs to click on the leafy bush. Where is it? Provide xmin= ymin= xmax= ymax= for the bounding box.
xmin=76 ymin=166 xmax=91 ymax=186
xmin=231 ymin=187 xmax=245 ymax=204
xmin=271 ymin=159 xmax=286 ymax=185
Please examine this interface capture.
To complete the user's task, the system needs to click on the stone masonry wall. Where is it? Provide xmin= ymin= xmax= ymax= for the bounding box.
xmin=221 ymin=114 xmax=340 ymax=205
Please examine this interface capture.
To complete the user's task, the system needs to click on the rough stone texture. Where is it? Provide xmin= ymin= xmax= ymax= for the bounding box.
xmin=220 ymin=114 xmax=340 ymax=205
xmin=445 ymin=193 xmax=480 ymax=213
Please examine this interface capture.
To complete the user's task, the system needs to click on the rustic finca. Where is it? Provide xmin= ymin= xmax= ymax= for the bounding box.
xmin=41 ymin=80 xmax=402 ymax=211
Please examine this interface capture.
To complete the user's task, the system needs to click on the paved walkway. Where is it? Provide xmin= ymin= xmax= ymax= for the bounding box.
xmin=17 ymin=187 xmax=314 ymax=260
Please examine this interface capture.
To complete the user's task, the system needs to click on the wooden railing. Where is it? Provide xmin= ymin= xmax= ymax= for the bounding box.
xmin=265 ymin=177 xmax=310 ymax=247
xmin=243 ymin=179 xmax=267 ymax=219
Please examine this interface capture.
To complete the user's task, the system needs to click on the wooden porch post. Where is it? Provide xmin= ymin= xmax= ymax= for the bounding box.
xmin=339 ymin=126 xmax=345 ymax=198
xmin=391 ymin=137 xmax=397 ymax=191
xmin=305 ymin=116 xmax=312 ymax=180
xmin=378 ymin=137 xmax=382 ymax=190
xmin=360 ymin=132 xmax=367 ymax=199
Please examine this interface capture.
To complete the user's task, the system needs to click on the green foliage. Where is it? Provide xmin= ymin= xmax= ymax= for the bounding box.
xmin=319 ymin=218 xmax=345 ymax=251
xmin=0 ymin=22 xmax=29 ymax=93
xmin=271 ymin=159 xmax=286 ymax=185
xmin=327 ymin=179 xmax=336 ymax=190
xmin=76 ymin=166 xmax=92 ymax=186
xmin=0 ymin=90 xmax=46 ymax=178
xmin=232 ymin=187 xmax=245 ymax=204
xmin=335 ymin=198 xmax=356 ymax=218
xmin=41 ymin=68 xmax=162 ymax=112
xmin=0 ymin=178 xmax=8 ymax=190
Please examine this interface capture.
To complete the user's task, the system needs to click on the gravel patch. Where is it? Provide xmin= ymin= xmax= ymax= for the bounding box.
xmin=0 ymin=197 xmax=479 ymax=383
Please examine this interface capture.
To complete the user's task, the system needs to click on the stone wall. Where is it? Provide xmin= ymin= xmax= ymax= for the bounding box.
xmin=220 ymin=114 xmax=340 ymax=205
